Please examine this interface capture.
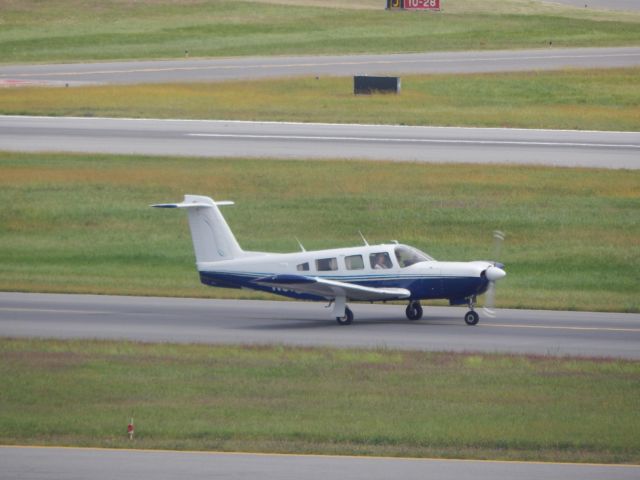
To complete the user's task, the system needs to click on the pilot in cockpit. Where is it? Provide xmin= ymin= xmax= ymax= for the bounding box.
xmin=372 ymin=252 xmax=392 ymax=269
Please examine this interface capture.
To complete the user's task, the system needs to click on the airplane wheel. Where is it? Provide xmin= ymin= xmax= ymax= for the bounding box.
xmin=406 ymin=302 xmax=423 ymax=321
xmin=336 ymin=307 xmax=354 ymax=325
xmin=464 ymin=310 xmax=479 ymax=326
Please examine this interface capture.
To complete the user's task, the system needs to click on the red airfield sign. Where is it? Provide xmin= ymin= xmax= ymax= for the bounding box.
xmin=404 ymin=0 xmax=440 ymax=9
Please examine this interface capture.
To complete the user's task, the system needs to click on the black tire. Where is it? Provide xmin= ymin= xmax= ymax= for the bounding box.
xmin=464 ymin=310 xmax=479 ymax=326
xmin=405 ymin=302 xmax=423 ymax=321
xmin=336 ymin=307 xmax=354 ymax=325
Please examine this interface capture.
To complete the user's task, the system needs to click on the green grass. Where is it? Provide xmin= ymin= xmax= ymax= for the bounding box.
xmin=1 ymin=338 xmax=639 ymax=463
xmin=1 ymin=0 xmax=639 ymax=64
xmin=3 ymin=68 xmax=639 ymax=131
xmin=0 ymin=151 xmax=638 ymax=313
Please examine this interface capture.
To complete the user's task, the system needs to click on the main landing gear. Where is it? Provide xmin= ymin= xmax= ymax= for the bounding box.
xmin=406 ymin=299 xmax=479 ymax=325
xmin=336 ymin=306 xmax=354 ymax=325
xmin=464 ymin=296 xmax=480 ymax=326
xmin=333 ymin=296 xmax=354 ymax=325
xmin=405 ymin=301 xmax=423 ymax=321
xmin=332 ymin=297 xmax=480 ymax=326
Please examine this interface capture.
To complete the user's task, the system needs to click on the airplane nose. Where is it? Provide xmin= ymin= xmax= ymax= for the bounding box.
xmin=485 ymin=265 xmax=506 ymax=282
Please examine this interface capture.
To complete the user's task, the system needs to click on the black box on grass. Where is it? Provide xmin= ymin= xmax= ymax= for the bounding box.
xmin=354 ymin=76 xmax=401 ymax=95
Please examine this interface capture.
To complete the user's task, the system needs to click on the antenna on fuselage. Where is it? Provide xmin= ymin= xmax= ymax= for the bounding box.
xmin=295 ymin=237 xmax=306 ymax=252
xmin=358 ymin=231 xmax=369 ymax=246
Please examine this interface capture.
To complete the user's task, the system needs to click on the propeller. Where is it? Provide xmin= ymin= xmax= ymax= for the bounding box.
xmin=482 ymin=230 xmax=506 ymax=318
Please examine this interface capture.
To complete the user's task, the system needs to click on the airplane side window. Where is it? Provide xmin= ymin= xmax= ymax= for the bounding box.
xmin=345 ymin=255 xmax=364 ymax=270
xmin=316 ymin=257 xmax=338 ymax=271
xmin=297 ymin=262 xmax=309 ymax=271
xmin=370 ymin=252 xmax=392 ymax=270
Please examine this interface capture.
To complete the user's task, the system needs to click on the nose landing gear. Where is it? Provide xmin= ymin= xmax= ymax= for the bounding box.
xmin=464 ymin=296 xmax=480 ymax=326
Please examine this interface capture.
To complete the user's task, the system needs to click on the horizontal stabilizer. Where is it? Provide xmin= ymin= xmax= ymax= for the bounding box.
xmin=151 ymin=200 xmax=234 ymax=209
xmin=151 ymin=194 xmax=242 ymax=263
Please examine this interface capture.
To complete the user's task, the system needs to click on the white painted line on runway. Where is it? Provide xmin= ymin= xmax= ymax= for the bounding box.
xmin=0 ymin=307 xmax=113 ymax=315
xmin=0 ymin=307 xmax=170 ymax=318
xmin=3 ymin=305 xmax=636 ymax=332
xmin=4 ymin=445 xmax=640 ymax=469
xmin=2 ymin=52 xmax=639 ymax=78
xmin=5 ymin=114 xmax=640 ymax=136
xmin=186 ymin=133 xmax=640 ymax=149
xmin=481 ymin=323 xmax=640 ymax=333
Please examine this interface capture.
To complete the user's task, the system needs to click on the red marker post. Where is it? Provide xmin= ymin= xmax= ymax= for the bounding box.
xmin=127 ymin=418 xmax=134 ymax=440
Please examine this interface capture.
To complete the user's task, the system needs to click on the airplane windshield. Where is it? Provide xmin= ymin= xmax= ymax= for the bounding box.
xmin=394 ymin=245 xmax=434 ymax=267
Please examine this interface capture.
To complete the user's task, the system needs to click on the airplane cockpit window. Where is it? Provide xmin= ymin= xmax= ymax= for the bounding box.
xmin=345 ymin=255 xmax=364 ymax=270
xmin=316 ymin=257 xmax=338 ymax=271
xmin=297 ymin=262 xmax=309 ymax=271
xmin=370 ymin=252 xmax=393 ymax=270
xmin=394 ymin=245 xmax=433 ymax=267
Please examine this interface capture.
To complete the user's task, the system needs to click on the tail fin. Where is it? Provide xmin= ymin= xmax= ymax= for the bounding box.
xmin=152 ymin=194 xmax=243 ymax=264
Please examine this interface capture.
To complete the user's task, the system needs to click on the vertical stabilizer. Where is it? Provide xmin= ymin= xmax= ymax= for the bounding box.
xmin=152 ymin=195 xmax=243 ymax=264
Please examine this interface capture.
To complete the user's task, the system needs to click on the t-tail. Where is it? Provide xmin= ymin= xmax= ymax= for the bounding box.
xmin=152 ymin=195 xmax=244 ymax=266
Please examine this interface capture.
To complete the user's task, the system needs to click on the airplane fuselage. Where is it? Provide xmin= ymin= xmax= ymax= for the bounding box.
xmin=197 ymin=243 xmax=491 ymax=304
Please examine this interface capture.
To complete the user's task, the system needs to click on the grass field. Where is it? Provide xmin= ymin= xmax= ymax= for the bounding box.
xmin=1 ymin=0 xmax=639 ymax=64
xmin=1 ymin=338 xmax=638 ymax=463
xmin=0 ymin=151 xmax=638 ymax=313
xmin=3 ymin=68 xmax=640 ymax=131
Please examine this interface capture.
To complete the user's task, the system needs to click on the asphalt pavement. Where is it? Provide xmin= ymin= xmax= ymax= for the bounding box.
xmin=1 ymin=292 xmax=639 ymax=359
xmin=2 ymin=446 xmax=639 ymax=480
xmin=2 ymin=115 xmax=638 ymax=168
xmin=1 ymin=47 xmax=639 ymax=86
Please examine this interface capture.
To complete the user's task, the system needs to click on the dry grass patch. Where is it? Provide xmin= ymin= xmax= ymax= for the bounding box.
xmin=2 ymin=68 xmax=639 ymax=131
xmin=1 ymin=0 xmax=639 ymax=63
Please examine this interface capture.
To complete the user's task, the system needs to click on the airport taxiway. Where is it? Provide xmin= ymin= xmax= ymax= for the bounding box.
xmin=1 ymin=47 xmax=639 ymax=86
xmin=1 ymin=292 xmax=639 ymax=359
xmin=2 ymin=446 xmax=639 ymax=480
xmin=2 ymin=116 xmax=638 ymax=168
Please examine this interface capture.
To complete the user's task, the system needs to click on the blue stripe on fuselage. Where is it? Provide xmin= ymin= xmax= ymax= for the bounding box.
xmin=199 ymin=270 xmax=489 ymax=302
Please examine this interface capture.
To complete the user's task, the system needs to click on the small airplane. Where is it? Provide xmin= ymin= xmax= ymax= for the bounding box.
xmin=153 ymin=195 xmax=506 ymax=326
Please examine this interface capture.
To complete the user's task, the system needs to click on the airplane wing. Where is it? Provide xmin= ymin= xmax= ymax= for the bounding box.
xmin=253 ymin=274 xmax=411 ymax=302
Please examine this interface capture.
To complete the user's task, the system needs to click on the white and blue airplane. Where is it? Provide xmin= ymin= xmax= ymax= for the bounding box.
xmin=153 ymin=194 xmax=506 ymax=325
